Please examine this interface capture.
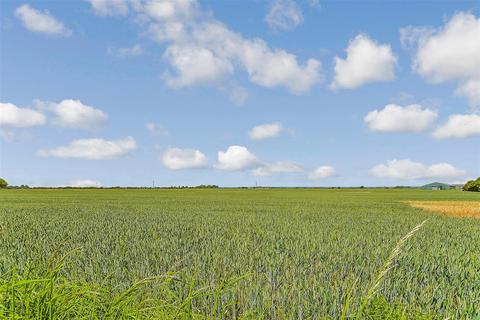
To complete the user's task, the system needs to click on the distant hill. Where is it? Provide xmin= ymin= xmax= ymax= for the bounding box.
xmin=420 ymin=182 xmax=451 ymax=190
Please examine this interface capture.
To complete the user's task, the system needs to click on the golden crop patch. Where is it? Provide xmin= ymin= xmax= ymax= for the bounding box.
xmin=407 ymin=201 xmax=480 ymax=218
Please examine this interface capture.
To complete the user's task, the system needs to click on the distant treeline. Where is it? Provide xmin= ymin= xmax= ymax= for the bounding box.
xmin=4 ymin=185 xmax=30 ymax=189
xmin=6 ymin=185 xmax=220 ymax=189
xmin=4 ymin=185 xmax=441 ymax=190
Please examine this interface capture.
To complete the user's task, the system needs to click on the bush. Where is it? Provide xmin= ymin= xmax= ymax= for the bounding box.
xmin=463 ymin=178 xmax=480 ymax=192
xmin=0 ymin=178 xmax=7 ymax=188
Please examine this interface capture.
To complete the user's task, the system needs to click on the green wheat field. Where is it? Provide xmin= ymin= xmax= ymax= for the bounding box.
xmin=0 ymin=188 xmax=479 ymax=319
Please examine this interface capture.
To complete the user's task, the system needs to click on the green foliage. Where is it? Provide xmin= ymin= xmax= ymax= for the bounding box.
xmin=0 ymin=189 xmax=479 ymax=318
xmin=0 ymin=261 xmax=438 ymax=320
xmin=0 ymin=256 xmax=248 ymax=319
xmin=0 ymin=178 xmax=7 ymax=188
xmin=0 ymin=221 xmax=437 ymax=319
xmin=463 ymin=177 xmax=480 ymax=192
xmin=361 ymin=297 xmax=438 ymax=320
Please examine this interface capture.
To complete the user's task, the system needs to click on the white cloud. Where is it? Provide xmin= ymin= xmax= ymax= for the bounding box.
xmin=370 ymin=159 xmax=466 ymax=180
xmin=265 ymin=0 xmax=303 ymax=32
xmin=402 ymin=12 xmax=480 ymax=108
xmin=308 ymin=166 xmax=336 ymax=180
xmin=249 ymin=122 xmax=284 ymax=140
xmin=331 ymin=34 xmax=397 ymax=89
xmin=69 ymin=179 xmax=101 ymax=187
xmin=455 ymin=79 xmax=480 ymax=109
xmin=127 ymin=0 xmax=322 ymax=93
xmin=161 ymin=147 xmax=208 ymax=170
xmin=0 ymin=102 xmax=46 ymax=128
xmin=38 ymin=136 xmax=136 ymax=160
xmin=115 ymin=44 xmax=144 ymax=57
xmin=142 ymin=0 xmax=196 ymax=22
xmin=15 ymin=4 xmax=71 ymax=37
xmin=43 ymin=179 xmax=102 ymax=188
xmin=88 ymin=0 xmax=129 ymax=16
xmin=364 ymin=104 xmax=437 ymax=133
xmin=215 ymin=145 xmax=260 ymax=171
xmin=432 ymin=114 xmax=480 ymax=139
xmin=252 ymin=161 xmax=303 ymax=176
xmin=38 ymin=99 xmax=108 ymax=129
xmin=405 ymin=12 xmax=480 ymax=82
xmin=163 ymin=45 xmax=234 ymax=87
xmin=237 ymin=37 xmax=321 ymax=93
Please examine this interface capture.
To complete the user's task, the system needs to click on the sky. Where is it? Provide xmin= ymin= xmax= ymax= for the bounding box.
xmin=0 ymin=0 xmax=479 ymax=188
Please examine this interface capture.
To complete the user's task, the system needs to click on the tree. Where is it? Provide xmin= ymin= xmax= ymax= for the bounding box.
xmin=463 ymin=177 xmax=480 ymax=192
xmin=0 ymin=178 xmax=7 ymax=189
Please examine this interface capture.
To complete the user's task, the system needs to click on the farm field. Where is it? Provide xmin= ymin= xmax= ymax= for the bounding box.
xmin=0 ymin=188 xmax=479 ymax=319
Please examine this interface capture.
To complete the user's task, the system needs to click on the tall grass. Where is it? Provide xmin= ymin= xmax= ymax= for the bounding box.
xmin=1 ymin=218 xmax=435 ymax=319
xmin=0 ymin=250 xmax=250 ymax=319
xmin=357 ymin=220 xmax=429 ymax=316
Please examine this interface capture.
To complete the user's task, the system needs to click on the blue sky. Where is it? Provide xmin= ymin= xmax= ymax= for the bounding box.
xmin=0 ymin=0 xmax=479 ymax=187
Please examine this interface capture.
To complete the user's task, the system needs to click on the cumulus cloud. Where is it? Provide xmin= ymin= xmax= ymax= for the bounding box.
xmin=163 ymin=45 xmax=234 ymax=87
xmin=249 ymin=122 xmax=284 ymax=140
xmin=364 ymin=104 xmax=437 ymax=133
xmin=308 ymin=166 xmax=336 ymax=180
xmin=38 ymin=136 xmax=136 ymax=160
xmin=165 ymin=23 xmax=322 ymax=92
xmin=432 ymin=114 xmax=480 ymax=139
xmin=404 ymin=12 xmax=480 ymax=82
xmin=331 ymin=34 xmax=397 ymax=90
xmin=238 ymin=38 xmax=321 ymax=93
xmin=15 ymin=4 xmax=71 ymax=37
xmin=0 ymin=102 xmax=46 ymax=128
xmin=401 ymin=12 xmax=480 ymax=108
xmin=455 ymin=79 xmax=480 ymax=108
xmin=161 ymin=147 xmax=208 ymax=170
xmin=88 ymin=0 xmax=129 ymax=16
xmin=93 ymin=0 xmax=322 ymax=93
xmin=252 ymin=161 xmax=303 ymax=176
xmin=370 ymin=159 xmax=466 ymax=180
xmin=265 ymin=0 xmax=303 ymax=32
xmin=215 ymin=145 xmax=260 ymax=171
xmin=36 ymin=99 xmax=108 ymax=129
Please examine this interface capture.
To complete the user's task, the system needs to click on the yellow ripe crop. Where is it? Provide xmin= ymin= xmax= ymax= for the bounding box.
xmin=407 ymin=201 xmax=480 ymax=218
